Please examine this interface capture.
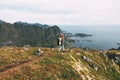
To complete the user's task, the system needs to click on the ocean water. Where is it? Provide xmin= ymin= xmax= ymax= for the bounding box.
xmin=59 ymin=25 xmax=120 ymax=50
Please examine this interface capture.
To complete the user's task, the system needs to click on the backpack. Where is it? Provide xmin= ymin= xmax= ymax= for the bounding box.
xmin=57 ymin=38 xmax=62 ymax=46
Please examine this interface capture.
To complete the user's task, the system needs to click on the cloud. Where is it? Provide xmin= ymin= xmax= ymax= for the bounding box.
xmin=0 ymin=0 xmax=120 ymax=25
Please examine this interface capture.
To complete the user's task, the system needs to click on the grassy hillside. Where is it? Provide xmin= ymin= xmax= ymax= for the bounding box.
xmin=0 ymin=46 xmax=119 ymax=80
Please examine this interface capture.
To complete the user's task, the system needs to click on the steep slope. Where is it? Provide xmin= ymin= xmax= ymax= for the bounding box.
xmin=0 ymin=20 xmax=61 ymax=47
xmin=0 ymin=47 xmax=119 ymax=80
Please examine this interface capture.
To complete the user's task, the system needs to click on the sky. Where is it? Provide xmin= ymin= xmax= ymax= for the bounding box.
xmin=0 ymin=0 xmax=120 ymax=25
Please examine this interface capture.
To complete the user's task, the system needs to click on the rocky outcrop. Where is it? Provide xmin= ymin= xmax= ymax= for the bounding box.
xmin=117 ymin=47 xmax=120 ymax=50
xmin=74 ymin=33 xmax=93 ymax=38
xmin=82 ymin=55 xmax=99 ymax=71
xmin=107 ymin=53 xmax=120 ymax=66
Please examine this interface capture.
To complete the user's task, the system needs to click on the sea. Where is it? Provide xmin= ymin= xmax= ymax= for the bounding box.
xmin=59 ymin=25 xmax=120 ymax=50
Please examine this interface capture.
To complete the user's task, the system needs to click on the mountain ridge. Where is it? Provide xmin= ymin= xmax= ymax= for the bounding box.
xmin=0 ymin=20 xmax=61 ymax=47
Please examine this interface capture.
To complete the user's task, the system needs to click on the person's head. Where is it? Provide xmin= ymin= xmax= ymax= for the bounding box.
xmin=61 ymin=33 xmax=64 ymax=36
xmin=61 ymin=33 xmax=64 ymax=39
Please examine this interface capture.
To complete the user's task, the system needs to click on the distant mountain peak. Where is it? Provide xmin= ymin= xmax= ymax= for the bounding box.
xmin=14 ymin=21 xmax=27 ymax=24
xmin=0 ymin=20 xmax=6 ymax=24
xmin=14 ymin=21 xmax=49 ymax=28
xmin=14 ymin=21 xmax=28 ymax=26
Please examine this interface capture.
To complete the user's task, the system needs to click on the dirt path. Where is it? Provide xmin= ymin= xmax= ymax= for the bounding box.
xmin=0 ymin=52 xmax=50 ymax=79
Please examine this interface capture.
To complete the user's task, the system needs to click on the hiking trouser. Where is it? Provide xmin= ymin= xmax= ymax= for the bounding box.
xmin=58 ymin=45 xmax=64 ymax=52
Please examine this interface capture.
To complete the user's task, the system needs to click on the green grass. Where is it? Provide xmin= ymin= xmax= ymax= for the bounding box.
xmin=0 ymin=47 xmax=120 ymax=80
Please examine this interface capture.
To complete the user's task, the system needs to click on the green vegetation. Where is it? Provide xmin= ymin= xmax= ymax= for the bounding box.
xmin=0 ymin=20 xmax=61 ymax=47
xmin=0 ymin=47 xmax=119 ymax=80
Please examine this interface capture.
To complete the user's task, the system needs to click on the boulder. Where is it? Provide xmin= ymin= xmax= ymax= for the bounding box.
xmin=115 ymin=56 xmax=120 ymax=63
xmin=82 ymin=56 xmax=92 ymax=62
xmin=23 ymin=47 xmax=29 ymax=51
xmin=35 ymin=48 xmax=44 ymax=55
xmin=52 ymin=48 xmax=54 ymax=51
xmin=23 ymin=45 xmax=30 ymax=51
xmin=90 ymin=63 xmax=99 ymax=71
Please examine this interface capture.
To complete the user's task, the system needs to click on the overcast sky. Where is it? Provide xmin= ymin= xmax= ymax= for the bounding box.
xmin=0 ymin=0 xmax=120 ymax=25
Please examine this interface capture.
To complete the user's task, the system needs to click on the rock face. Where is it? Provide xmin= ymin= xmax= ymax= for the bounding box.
xmin=0 ymin=20 xmax=61 ymax=47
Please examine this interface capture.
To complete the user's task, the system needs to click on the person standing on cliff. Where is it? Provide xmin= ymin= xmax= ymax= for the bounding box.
xmin=58 ymin=33 xmax=65 ymax=52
